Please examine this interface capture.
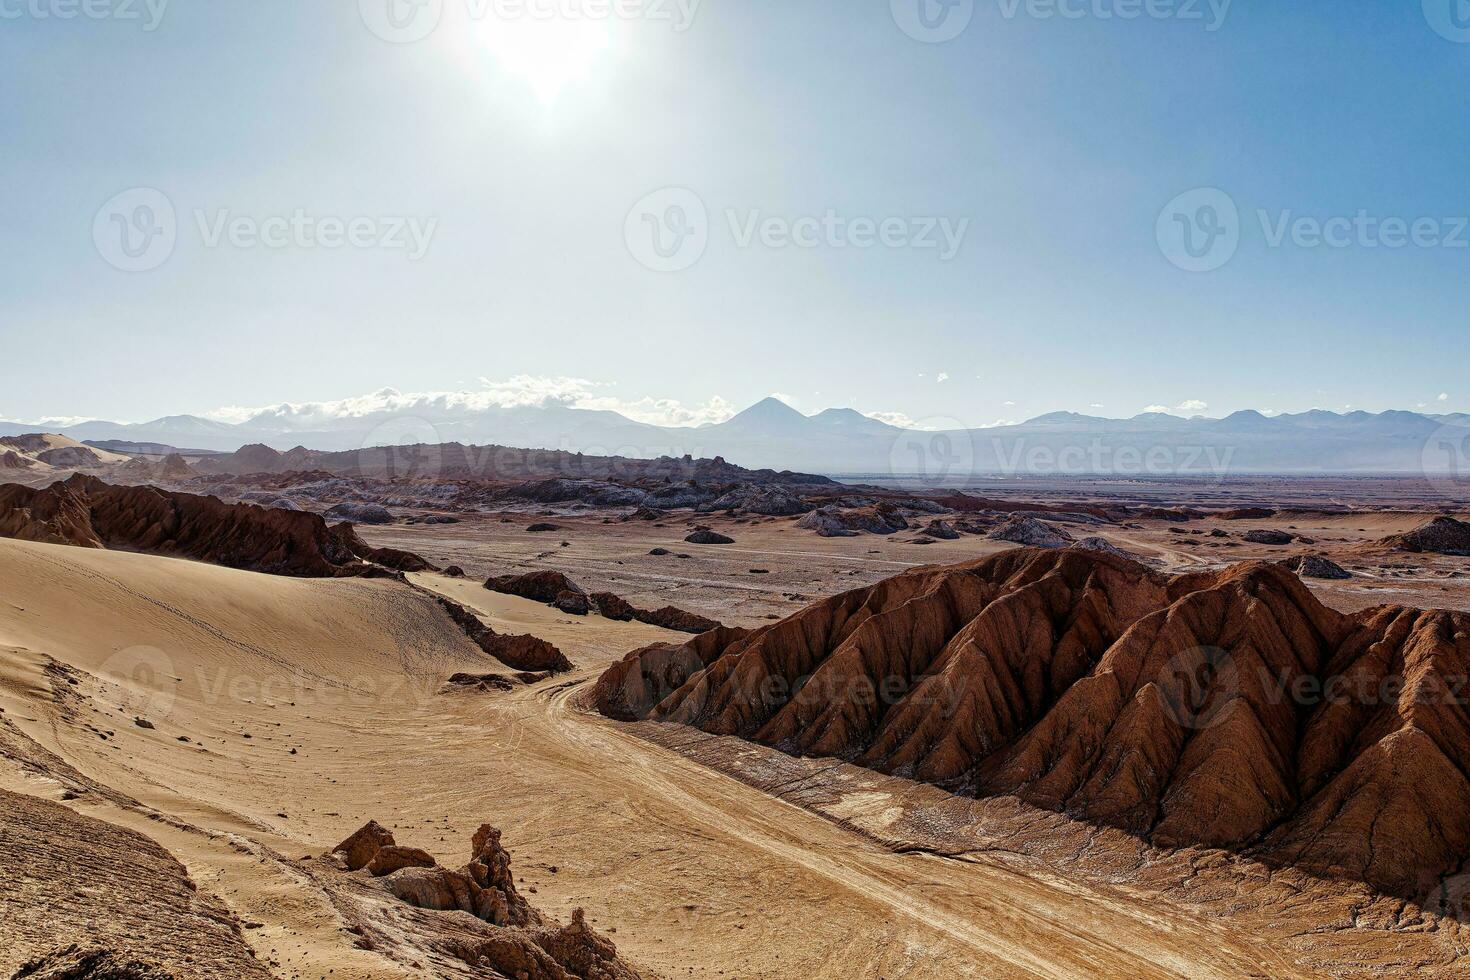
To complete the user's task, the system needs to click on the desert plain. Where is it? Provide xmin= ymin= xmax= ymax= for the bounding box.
xmin=2 ymin=445 xmax=1469 ymax=979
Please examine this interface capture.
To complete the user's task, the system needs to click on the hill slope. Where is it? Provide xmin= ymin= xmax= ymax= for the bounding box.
xmin=594 ymin=548 xmax=1470 ymax=900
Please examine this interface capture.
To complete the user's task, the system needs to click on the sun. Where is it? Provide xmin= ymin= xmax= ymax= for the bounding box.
xmin=452 ymin=9 xmax=618 ymax=104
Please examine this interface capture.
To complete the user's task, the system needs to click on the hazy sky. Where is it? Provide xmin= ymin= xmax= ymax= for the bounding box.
xmin=4 ymin=0 xmax=1467 ymax=429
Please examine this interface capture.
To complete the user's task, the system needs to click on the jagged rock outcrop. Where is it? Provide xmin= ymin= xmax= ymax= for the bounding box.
xmin=11 ymin=945 xmax=179 ymax=980
xmin=499 ymin=479 xmax=648 ymax=507
xmin=486 ymin=571 xmax=586 ymax=605
xmin=592 ymin=626 xmax=753 ymax=721
xmin=635 ymin=606 xmax=722 ymax=634
xmin=1381 ymin=516 xmax=1470 ymax=556
xmin=327 ymin=820 xmax=641 ymax=979
xmin=795 ymin=503 xmax=909 ymax=537
xmin=432 ymin=596 xmax=573 ymax=674
xmin=0 ymin=475 xmax=428 ymax=578
xmin=324 ymin=501 xmax=394 ymax=525
xmin=484 ymin=572 xmax=721 ymax=635
xmin=1071 ymin=536 xmax=1138 ymax=560
xmin=1281 ymin=554 xmax=1352 ymax=580
xmin=921 ymin=519 xmax=961 ymax=540
xmin=594 ymin=548 xmax=1470 ymax=902
xmin=705 ymin=485 xmax=812 ymax=516
xmin=1 ymin=449 xmax=38 ymax=470
xmin=987 ymin=516 xmax=1073 ymax=548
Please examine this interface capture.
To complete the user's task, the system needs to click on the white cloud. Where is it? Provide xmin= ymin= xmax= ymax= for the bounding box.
xmin=1089 ymin=403 xmax=1104 ymax=410
xmin=936 ymin=372 xmax=950 ymax=383
xmin=1143 ymin=399 xmax=1208 ymax=416
xmin=979 ymin=418 xmax=1018 ymax=428
xmin=1003 ymin=400 xmax=1016 ymax=407
xmin=0 ymin=414 xmax=94 ymax=428
xmin=1439 ymin=392 xmax=1451 ymax=402
xmin=208 ymin=376 xmax=738 ymax=431
xmin=866 ymin=410 xmax=924 ymax=429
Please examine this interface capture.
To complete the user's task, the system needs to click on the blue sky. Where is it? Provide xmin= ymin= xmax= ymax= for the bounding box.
xmin=3 ymin=0 xmax=1467 ymax=430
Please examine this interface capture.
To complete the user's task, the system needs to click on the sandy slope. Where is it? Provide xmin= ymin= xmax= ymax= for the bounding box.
xmin=0 ymin=538 xmax=1312 ymax=978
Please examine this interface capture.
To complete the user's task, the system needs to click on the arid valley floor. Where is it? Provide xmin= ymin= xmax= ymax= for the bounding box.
xmin=2 ymin=448 xmax=1470 ymax=978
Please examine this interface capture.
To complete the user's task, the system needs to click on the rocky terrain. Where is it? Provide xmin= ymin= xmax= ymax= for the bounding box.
xmin=1 ymin=789 xmax=271 ymax=979
xmin=595 ymin=547 xmax=1470 ymax=903
xmin=0 ymin=433 xmax=132 ymax=474
xmin=309 ymin=820 xmax=641 ymax=979
xmin=0 ymin=474 xmax=431 ymax=577
xmin=188 ymin=440 xmax=834 ymax=487
xmin=1376 ymin=515 xmax=1470 ymax=556
xmin=484 ymin=570 xmax=723 ymax=634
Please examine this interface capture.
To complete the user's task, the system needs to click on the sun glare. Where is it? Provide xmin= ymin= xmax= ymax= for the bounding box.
xmin=453 ymin=11 xmax=618 ymax=104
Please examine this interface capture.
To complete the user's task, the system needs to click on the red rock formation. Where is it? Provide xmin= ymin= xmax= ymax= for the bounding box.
xmin=431 ymin=596 xmax=573 ymax=674
xmin=489 ymin=572 xmax=723 ymax=635
xmin=328 ymin=820 xmax=641 ymax=979
xmin=1378 ymin=516 xmax=1470 ymax=556
xmin=594 ymin=548 xmax=1470 ymax=901
xmin=486 ymin=571 xmax=586 ymax=604
xmin=0 ymin=475 xmax=430 ymax=578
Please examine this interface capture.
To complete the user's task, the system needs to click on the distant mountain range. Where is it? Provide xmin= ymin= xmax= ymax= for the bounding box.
xmin=4 ymin=398 xmax=1469 ymax=477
